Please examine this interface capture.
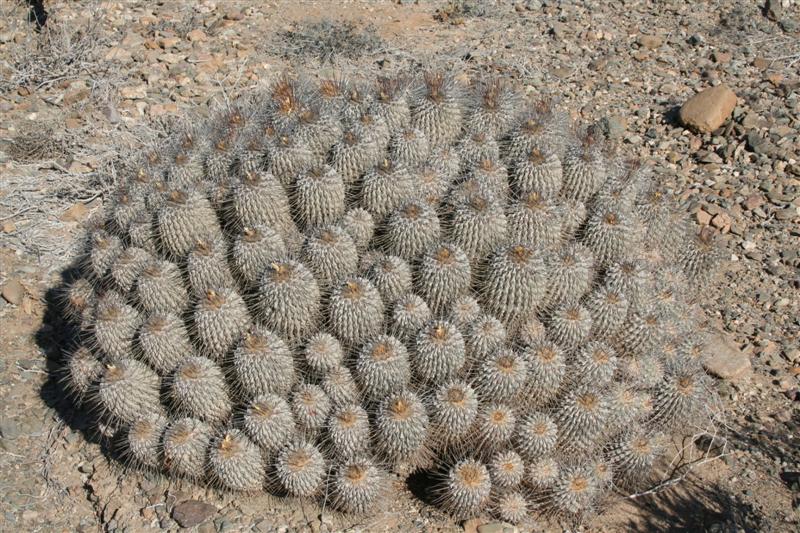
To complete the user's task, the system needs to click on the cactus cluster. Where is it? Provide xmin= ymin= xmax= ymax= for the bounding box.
xmin=60 ymin=70 xmax=722 ymax=524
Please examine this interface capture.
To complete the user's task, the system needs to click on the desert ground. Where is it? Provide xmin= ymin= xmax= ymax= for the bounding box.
xmin=0 ymin=0 xmax=798 ymax=531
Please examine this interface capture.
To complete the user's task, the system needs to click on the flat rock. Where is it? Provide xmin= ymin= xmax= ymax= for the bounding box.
xmin=478 ymin=522 xmax=517 ymax=533
xmin=0 ymin=418 xmax=21 ymax=440
xmin=1 ymin=278 xmax=25 ymax=305
xmin=679 ymin=84 xmax=737 ymax=133
xmin=703 ymin=331 xmax=752 ymax=381
xmin=120 ymin=85 xmax=147 ymax=100
xmin=172 ymin=500 xmax=217 ymax=528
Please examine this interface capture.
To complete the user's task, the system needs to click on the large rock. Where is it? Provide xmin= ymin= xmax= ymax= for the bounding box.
xmin=679 ymin=84 xmax=737 ymax=133
xmin=703 ymin=331 xmax=752 ymax=381
xmin=172 ymin=500 xmax=217 ymax=528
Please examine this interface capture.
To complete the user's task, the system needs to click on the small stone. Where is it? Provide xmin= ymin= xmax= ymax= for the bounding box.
xmin=224 ymin=10 xmax=244 ymax=21
xmin=120 ymin=85 xmax=147 ymax=100
xmin=0 ymin=419 xmax=21 ymax=440
xmin=148 ymin=102 xmax=179 ymax=117
xmin=712 ymin=51 xmax=732 ymax=64
xmin=679 ymin=84 xmax=738 ymax=133
xmin=766 ymin=72 xmax=784 ymax=87
xmin=1 ymin=279 xmax=25 ymax=305
xmin=741 ymin=240 xmax=757 ymax=251
xmin=696 ymin=209 xmax=712 ymax=226
xmin=158 ymin=53 xmax=184 ymax=65
xmin=589 ymin=56 xmax=609 ymax=71
xmin=746 ymin=131 xmax=771 ymax=155
xmin=197 ymin=522 xmax=215 ymax=533
xmin=120 ymin=32 xmax=143 ymax=47
xmin=1 ymin=221 xmax=15 ymax=233
xmin=549 ymin=22 xmax=567 ymax=39
xmin=753 ymin=57 xmax=769 ymax=69
xmin=595 ymin=115 xmax=626 ymax=140
xmin=61 ymin=202 xmax=89 ymax=222
xmin=688 ymin=34 xmax=705 ymax=46
xmin=778 ymin=378 xmax=794 ymax=392
xmin=550 ymin=66 xmax=571 ymax=79
xmin=172 ymin=500 xmax=217 ymax=528
xmin=638 ymin=34 xmax=663 ymax=50
xmin=159 ymin=37 xmax=180 ymax=49
xmin=187 ymin=29 xmax=207 ymax=42
xmin=775 ymin=207 xmax=798 ymax=221
xmin=711 ymin=212 xmax=731 ymax=231
xmin=741 ymin=112 xmax=763 ymax=129
xmin=703 ymin=331 xmax=752 ymax=381
xmin=478 ymin=523 xmax=513 ymax=533
xmin=764 ymin=0 xmax=783 ymax=22
xmin=743 ymin=194 xmax=764 ymax=210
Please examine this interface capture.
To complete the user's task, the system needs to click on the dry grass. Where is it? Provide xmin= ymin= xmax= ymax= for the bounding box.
xmin=6 ymin=123 xmax=71 ymax=163
xmin=0 ymin=3 xmax=110 ymax=93
xmin=276 ymin=19 xmax=385 ymax=64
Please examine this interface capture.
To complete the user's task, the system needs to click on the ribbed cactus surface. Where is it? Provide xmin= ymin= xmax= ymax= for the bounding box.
xmin=60 ymin=70 xmax=722 ymax=524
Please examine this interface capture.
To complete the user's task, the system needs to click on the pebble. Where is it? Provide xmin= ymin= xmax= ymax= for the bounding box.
xmin=0 ymin=419 xmax=21 ymax=440
xmin=696 ymin=209 xmax=712 ymax=225
xmin=775 ymin=207 xmax=798 ymax=221
xmin=1 ymin=279 xmax=24 ymax=305
xmin=197 ymin=523 xmax=215 ymax=533
xmin=638 ymin=34 xmax=663 ymax=50
xmin=171 ymin=500 xmax=217 ymax=528
xmin=595 ymin=115 xmax=625 ymax=139
xmin=679 ymin=84 xmax=738 ymax=133
xmin=187 ymin=29 xmax=207 ymax=42
xmin=764 ymin=0 xmax=783 ymax=22
xmin=746 ymin=131 xmax=772 ymax=156
xmin=120 ymin=85 xmax=147 ymax=100
xmin=743 ymin=194 xmax=765 ymax=210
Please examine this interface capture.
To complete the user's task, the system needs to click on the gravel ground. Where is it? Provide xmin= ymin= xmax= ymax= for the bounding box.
xmin=0 ymin=1 xmax=798 ymax=531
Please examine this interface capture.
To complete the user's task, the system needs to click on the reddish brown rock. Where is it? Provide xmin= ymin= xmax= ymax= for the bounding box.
xmin=696 ymin=209 xmax=712 ymax=226
xmin=679 ymin=84 xmax=737 ymax=133
xmin=172 ymin=500 xmax=216 ymax=528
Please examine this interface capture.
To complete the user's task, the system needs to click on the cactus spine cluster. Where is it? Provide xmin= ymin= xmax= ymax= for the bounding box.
xmin=60 ymin=69 xmax=722 ymax=525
